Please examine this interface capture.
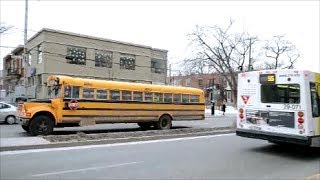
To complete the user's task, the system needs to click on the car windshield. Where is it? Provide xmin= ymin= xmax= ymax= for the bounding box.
xmin=47 ymin=86 xmax=61 ymax=98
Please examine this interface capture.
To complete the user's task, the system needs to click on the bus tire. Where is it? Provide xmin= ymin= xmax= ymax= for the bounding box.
xmin=29 ymin=115 xmax=54 ymax=136
xmin=21 ymin=125 xmax=30 ymax=132
xmin=155 ymin=115 xmax=172 ymax=130
xmin=137 ymin=122 xmax=153 ymax=130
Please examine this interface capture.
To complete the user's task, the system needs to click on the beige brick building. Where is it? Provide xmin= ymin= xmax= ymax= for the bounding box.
xmin=2 ymin=28 xmax=168 ymax=101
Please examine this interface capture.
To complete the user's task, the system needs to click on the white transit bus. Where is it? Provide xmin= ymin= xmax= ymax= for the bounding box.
xmin=236 ymin=69 xmax=320 ymax=147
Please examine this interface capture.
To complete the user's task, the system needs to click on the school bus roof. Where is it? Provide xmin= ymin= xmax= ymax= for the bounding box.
xmin=47 ymin=75 xmax=204 ymax=95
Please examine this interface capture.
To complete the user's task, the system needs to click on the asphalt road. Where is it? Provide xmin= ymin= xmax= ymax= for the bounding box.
xmin=1 ymin=134 xmax=319 ymax=179
xmin=0 ymin=114 xmax=236 ymax=138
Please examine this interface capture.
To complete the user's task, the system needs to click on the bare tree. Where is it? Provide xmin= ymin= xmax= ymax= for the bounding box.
xmin=264 ymin=35 xmax=300 ymax=69
xmin=181 ymin=55 xmax=210 ymax=75
xmin=186 ymin=20 xmax=259 ymax=104
xmin=0 ymin=22 xmax=13 ymax=34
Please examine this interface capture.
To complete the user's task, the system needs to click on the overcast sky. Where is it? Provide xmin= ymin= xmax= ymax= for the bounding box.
xmin=1 ymin=0 xmax=319 ymax=73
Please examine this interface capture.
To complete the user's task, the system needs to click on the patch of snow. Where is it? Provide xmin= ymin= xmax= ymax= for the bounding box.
xmin=205 ymin=106 xmax=237 ymax=115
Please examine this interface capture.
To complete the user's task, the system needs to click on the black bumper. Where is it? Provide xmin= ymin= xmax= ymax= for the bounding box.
xmin=236 ymin=129 xmax=311 ymax=146
xmin=19 ymin=118 xmax=30 ymax=126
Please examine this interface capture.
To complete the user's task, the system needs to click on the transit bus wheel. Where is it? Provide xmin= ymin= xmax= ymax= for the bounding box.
xmin=29 ymin=115 xmax=54 ymax=136
xmin=155 ymin=115 xmax=172 ymax=130
xmin=21 ymin=125 xmax=30 ymax=132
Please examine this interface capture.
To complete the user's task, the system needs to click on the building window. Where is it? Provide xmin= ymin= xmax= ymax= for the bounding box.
xmin=174 ymin=79 xmax=181 ymax=86
xmin=37 ymin=44 xmax=43 ymax=64
xmin=198 ymin=79 xmax=204 ymax=87
xmin=151 ymin=59 xmax=165 ymax=74
xmin=209 ymin=79 xmax=214 ymax=87
xmin=186 ymin=79 xmax=191 ymax=86
xmin=95 ymin=50 xmax=112 ymax=68
xmin=120 ymin=54 xmax=135 ymax=70
xmin=38 ymin=75 xmax=42 ymax=85
xmin=66 ymin=46 xmax=86 ymax=65
xmin=28 ymin=77 xmax=34 ymax=86
xmin=28 ymin=53 xmax=32 ymax=66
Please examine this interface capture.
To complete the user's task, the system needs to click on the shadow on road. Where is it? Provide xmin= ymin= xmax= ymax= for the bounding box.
xmin=52 ymin=126 xmax=191 ymax=135
xmin=249 ymin=144 xmax=320 ymax=160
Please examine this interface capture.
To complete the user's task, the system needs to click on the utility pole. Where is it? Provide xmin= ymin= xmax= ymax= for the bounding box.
xmin=169 ymin=64 xmax=171 ymax=85
xmin=23 ymin=0 xmax=28 ymax=99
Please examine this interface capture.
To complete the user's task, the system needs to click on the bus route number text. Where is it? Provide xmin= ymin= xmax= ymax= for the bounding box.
xmin=284 ymin=104 xmax=301 ymax=110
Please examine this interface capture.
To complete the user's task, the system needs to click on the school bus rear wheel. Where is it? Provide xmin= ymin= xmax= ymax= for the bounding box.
xmin=155 ymin=115 xmax=172 ymax=130
xmin=29 ymin=115 xmax=55 ymax=136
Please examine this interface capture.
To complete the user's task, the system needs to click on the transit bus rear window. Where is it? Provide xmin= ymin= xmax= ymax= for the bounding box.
xmin=261 ymin=84 xmax=300 ymax=103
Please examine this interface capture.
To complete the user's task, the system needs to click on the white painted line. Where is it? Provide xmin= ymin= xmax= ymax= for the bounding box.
xmin=0 ymin=133 xmax=235 ymax=156
xmin=32 ymin=161 xmax=144 ymax=177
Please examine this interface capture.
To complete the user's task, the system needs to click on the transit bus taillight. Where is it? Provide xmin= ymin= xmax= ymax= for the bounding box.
xmin=297 ymin=111 xmax=304 ymax=124
xmin=239 ymin=108 xmax=244 ymax=119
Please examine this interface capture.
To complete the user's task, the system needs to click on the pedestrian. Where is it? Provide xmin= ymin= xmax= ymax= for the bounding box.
xmin=221 ymin=103 xmax=226 ymax=116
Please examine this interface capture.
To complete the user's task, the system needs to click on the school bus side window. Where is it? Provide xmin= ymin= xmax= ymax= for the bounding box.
xmin=164 ymin=93 xmax=172 ymax=103
xmin=154 ymin=93 xmax=163 ymax=102
xmin=190 ymin=95 xmax=200 ymax=103
xmin=133 ymin=92 xmax=143 ymax=101
xmin=64 ymin=85 xmax=80 ymax=99
xmin=122 ymin=91 xmax=132 ymax=101
xmin=144 ymin=92 xmax=153 ymax=102
xmin=182 ymin=94 xmax=189 ymax=103
xmin=83 ymin=88 xmax=94 ymax=99
xmin=110 ymin=90 xmax=120 ymax=100
xmin=173 ymin=94 xmax=181 ymax=103
xmin=72 ymin=87 xmax=80 ymax=99
xmin=97 ymin=90 xmax=108 ymax=100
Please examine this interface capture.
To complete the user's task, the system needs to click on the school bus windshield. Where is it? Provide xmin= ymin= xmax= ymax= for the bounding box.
xmin=47 ymin=86 xmax=61 ymax=98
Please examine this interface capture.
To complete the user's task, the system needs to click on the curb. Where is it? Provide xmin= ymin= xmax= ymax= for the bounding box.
xmin=0 ymin=130 xmax=235 ymax=152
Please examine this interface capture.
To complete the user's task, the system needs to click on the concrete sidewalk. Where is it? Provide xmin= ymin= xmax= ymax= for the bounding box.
xmin=0 ymin=137 xmax=50 ymax=147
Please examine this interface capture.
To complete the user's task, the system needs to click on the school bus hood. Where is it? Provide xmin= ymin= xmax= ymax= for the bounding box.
xmin=19 ymin=100 xmax=53 ymax=118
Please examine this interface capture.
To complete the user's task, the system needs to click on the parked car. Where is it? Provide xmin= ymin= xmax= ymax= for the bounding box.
xmin=0 ymin=102 xmax=18 ymax=124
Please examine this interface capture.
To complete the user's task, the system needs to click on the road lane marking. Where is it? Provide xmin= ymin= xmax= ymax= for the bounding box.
xmin=0 ymin=133 xmax=235 ymax=156
xmin=32 ymin=161 xmax=144 ymax=177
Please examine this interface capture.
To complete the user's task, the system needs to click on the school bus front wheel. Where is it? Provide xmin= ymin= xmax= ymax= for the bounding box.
xmin=29 ymin=115 xmax=55 ymax=136
xmin=21 ymin=125 xmax=30 ymax=132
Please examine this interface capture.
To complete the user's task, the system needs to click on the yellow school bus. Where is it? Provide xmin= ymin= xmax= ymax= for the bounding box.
xmin=18 ymin=75 xmax=205 ymax=136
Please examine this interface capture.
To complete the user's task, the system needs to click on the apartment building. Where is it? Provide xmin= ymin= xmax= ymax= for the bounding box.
xmin=1 ymin=46 xmax=26 ymax=102
xmin=2 ymin=28 xmax=168 ymax=101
